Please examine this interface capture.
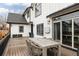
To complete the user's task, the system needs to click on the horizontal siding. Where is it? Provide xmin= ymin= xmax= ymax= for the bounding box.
xmin=11 ymin=24 xmax=31 ymax=38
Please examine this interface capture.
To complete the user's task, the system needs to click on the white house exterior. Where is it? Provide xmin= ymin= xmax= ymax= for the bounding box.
xmin=7 ymin=3 xmax=79 ymax=55
xmin=23 ymin=3 xmax=73 ymax=38
xmin=23 ymin=3 xmax=78 ymax=56
xmin=7 ymin=13 xmax=31 ymax=38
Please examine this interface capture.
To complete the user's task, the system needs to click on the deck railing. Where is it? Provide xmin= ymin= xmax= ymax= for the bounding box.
xmin=0 ymin=33 xmax=10 ymax=56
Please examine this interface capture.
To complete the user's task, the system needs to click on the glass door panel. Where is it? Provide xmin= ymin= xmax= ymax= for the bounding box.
xmin=62 ymin=20 xmax=72 ymax=46
xmin=74 ymin=19 xmax=79 ymax=48
xmin=54 ymin=22 xmax=60 ymax=40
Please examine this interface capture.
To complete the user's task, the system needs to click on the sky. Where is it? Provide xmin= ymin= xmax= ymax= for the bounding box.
xmin=0 ymin=3 xmax=73 ymax=22
xmin=0 ymin=3 xmax=31 ymax=22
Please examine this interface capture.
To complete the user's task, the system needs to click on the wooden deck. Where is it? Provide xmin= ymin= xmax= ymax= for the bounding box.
xmin=3 ymin=37 xmax=31 ymax=56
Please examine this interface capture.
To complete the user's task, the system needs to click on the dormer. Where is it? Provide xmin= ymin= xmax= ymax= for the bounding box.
xmin=23 ymin=6 xmax=33 ymax=23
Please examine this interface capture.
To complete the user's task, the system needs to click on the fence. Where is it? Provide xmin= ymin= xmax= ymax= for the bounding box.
xmin=0 ymin=33 xmax=10 ymax=56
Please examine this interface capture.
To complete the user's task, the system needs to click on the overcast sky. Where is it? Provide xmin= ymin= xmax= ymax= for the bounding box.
xmin=0 ymin=3 xmax=31 ymax=15
xmin=0 ymin=3 xmax=31 ymax=22
xmin=0 ymin=3 xmax=73 ymax=22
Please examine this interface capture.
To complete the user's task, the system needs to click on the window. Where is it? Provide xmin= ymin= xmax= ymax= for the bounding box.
xmin=35 ymin=3 xmax=41 ymax=17
xmin=19 ymin=26 xmax=24 ymax=33
xmin=37 ymin=23 xmax=43 ymax=36
xmin=74 ymin=19 xmax=79 ymax=48
xmin=54 ymin=22 xmax=60 ymax=40
xmin=62 ymin=20 xmax=72 ymax=46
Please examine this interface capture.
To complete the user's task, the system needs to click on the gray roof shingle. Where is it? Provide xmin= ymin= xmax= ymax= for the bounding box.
xmin=7 ymin=13 xmax=28 ymax=24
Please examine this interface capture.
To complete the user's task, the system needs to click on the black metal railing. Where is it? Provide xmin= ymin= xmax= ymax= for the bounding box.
xmin=0 ymin=33 xmax=10 ymax=56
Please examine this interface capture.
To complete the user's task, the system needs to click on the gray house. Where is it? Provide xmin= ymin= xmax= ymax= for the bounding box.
xmin=7 ymin=13 xmax=31 ymax=38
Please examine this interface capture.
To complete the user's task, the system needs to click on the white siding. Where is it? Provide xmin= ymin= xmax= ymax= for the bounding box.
xmin=30 ymin=3 xmax=73 ymax=38
xmin=11 ymin=24 xmax=31 ymax=38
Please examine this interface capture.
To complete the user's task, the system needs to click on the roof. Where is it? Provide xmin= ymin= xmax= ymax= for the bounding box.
xmin=7 ymin=13 xmax=28 ymax=24
xmin=47 ymin=3 xmax=79 ymax=18
xmin=23 ymin=6 xmax=32 ymax=16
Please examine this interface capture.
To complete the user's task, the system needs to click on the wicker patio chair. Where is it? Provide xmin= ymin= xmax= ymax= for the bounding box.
xmin=47 ymin=46 xmax=58 ymax=56
xmin=31 ymin=42 xmax=42 ymax=56
xmin=26 ymin=40 xmax=33 ymax=56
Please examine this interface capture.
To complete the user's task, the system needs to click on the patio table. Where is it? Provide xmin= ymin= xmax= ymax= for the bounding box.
xmin=28 ymin=38 xmax=61 ymax=56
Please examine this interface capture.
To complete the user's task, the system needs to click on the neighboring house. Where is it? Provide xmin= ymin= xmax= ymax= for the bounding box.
xmin=7 ymin=13 xmax=31 ymax=38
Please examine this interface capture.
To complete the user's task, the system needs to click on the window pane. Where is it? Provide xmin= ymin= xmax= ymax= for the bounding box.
xmin=35 ymin=3 xmax=41 ymax=17
xmin=54 ymin=22 xmax=60 ymax=40
xmin=62 ymin=20 xmax=72 ymax=46
xmin=19 ymin=26 xmax=24 ymax=32
xmin=37 ymin=23 xmax=43 ymax=36
xmin=74 ymin=19 xmax=79 ymax=48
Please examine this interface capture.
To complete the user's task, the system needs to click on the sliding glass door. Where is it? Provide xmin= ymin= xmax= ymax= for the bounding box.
xmin=74 ymin=19 xmax=79 ymax=48
xmin=62 ymin=20 xmax=72 ymax=46
xmin=54 ymin=18 xmax=79 ymax=49
xmin=54 ymin=22 xmax=60 ymax=40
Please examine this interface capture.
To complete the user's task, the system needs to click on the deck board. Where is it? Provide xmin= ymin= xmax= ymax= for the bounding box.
xmin=3 ymin=37 xmax=31 ymax=56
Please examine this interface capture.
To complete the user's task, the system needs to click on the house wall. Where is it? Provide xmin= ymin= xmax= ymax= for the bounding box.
xmin=10 ymin=24 xmax=31 ymax=38
xmin=30 ymin=3 xmax=72 ymax=38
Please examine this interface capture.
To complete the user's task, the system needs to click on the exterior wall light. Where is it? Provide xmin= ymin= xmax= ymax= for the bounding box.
xmin=47 ymin=20 xmax=50 ymax=24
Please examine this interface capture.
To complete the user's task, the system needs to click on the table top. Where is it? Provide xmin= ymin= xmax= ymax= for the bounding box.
xmin=29 ymin=38 xmax=60 ymax=48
